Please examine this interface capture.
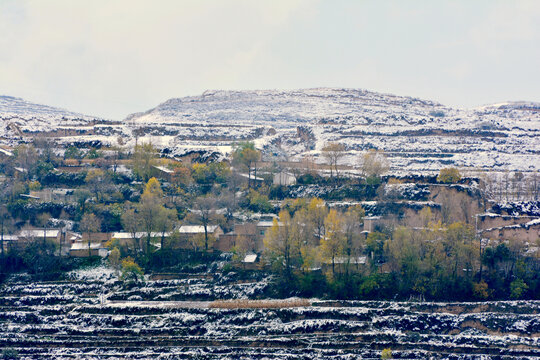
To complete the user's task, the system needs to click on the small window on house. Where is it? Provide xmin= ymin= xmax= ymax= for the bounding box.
xmin=260 ymin=230 xmax=265 ymax=236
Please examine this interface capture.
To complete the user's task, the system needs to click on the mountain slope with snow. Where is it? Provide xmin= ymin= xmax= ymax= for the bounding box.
xmin=126 ymin=88 xmax=540 ymax=173
xmin=0 ymin=89 xmax=538 ymax=174
xmin=0 ymin=95 xmax=105 ymax=140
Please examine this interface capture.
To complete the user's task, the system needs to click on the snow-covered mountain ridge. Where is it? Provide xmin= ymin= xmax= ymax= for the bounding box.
xmin=0 ymin=95 xmax=105 ymax=141
xmin=125 ymin=88 xmax=540 ymax=173
xmin=1 ymin=88 xmax=539 ymax=174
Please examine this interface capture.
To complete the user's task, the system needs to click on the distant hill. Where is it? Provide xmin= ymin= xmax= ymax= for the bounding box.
xmin=125 ymin=88 xmax=540 ymax=173
xmin=0 ymin=89 xmax=538 ymax=173
xmin=0 ymin=95 xmax=105 ymax=140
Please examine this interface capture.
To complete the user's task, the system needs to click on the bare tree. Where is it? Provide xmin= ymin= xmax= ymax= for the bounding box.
xmin=80 ymin=213 xmax=102 ymax=256
xmin=121 ymin=208 xmax=142 ymax=251
xmin=37 ymin=213 xmax=51 ymax=247
xmin=155 ymin=207 xmax=177 ymax=250
xmin=232 ymin=142 xmax=261 ymax=188
xmin=322 ymin=142 xmax=346 ymax=180
xmin=190 ymin=196 xmax=219 ymax=251
xmin=360 ymin=149 xmax=389 ymax=182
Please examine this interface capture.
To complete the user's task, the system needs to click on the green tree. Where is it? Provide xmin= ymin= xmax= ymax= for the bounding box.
xmin=510 ymin=278 xmax=528 ymax=299
xmin=381 ymin=348 xmax=392 ymax=359
xmin=155 ymin=206 xmax=177 ymax=250
xmin=64 ymin=146 xmax=82 ymax=160
xmin=132 ymin=142 xmax=158 ymax=181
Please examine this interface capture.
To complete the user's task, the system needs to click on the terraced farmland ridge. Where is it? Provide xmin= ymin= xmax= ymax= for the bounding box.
xmin=1 ymin=270 xmax=539 ymax=359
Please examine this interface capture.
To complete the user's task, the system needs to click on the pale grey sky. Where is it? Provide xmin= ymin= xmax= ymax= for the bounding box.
xmin=1 ymin=0 xmax=539 ymax=119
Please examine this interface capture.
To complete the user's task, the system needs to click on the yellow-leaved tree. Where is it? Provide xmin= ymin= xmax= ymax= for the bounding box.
xmin=263 ymin=210 xmax=301 ymax=276
xmin=319 ymin=209 xmax=345 ymax=277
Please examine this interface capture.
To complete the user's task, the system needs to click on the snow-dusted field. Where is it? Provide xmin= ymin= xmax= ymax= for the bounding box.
xmin=1 ymin=267 xmax=539 ymax=359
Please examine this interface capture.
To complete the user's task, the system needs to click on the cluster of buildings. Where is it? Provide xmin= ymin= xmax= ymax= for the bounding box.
xmin=0 ymin=217 xmax=281 ymax=266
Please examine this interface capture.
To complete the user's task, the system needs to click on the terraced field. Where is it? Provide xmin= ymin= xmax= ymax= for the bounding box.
xmin=1 ymin=270 xmax=539 ymax=359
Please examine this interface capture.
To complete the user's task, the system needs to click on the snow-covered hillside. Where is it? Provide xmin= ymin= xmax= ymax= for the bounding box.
xmin=1 ymin=89 xmax=539 ymax=174
xmin=126 ymin=88 xmax=540 ymax=173
xmin=0 ymin=95 xmax=104 ymax=141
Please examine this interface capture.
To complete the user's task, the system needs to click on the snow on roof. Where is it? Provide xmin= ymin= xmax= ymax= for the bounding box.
xmin=257 ymin=221 xmax=275 ymax=228
xmin=238 ymin=173 xmax=264 ymax=181
xmin=0 ymin=235 xmax=18 ymax=241
xmin=178 ymin=225 xmax=219 ymax=234
xmin=20 ymin=194 xmax=40 ymax=199
xmin=153 ymin=165 xmax=174 ymax=174
xmin=14 ymin=167 xmax=27 ymax=172
xmin=243 ymin=253 xmax=258 ymax=263
xmin=19 ymin=229 xmax=60 ymax=238
xmin=112 ymin=231 xmax=174 ymax=239
xmin=332 ymin=256 xmax=367 ymax=264
xmin=70 ymin=242 xmax=103 ymax=250
xmin=112 ymin=232 xmax=146 ymax=239
xmin=69 ymin=233 xmax=82 ymax=241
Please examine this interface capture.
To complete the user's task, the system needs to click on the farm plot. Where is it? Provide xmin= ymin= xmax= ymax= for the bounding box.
xmin=1 ymin=270 xmax=539 ymax=359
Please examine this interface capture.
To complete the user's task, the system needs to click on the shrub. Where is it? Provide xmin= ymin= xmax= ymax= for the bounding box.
xmin=510 ymin=278 xmax=528 ymax=299
xmin=381 ymin=348 xmax=392 ymax=359
xmin=429 ymin=110 xmax=445 ymax=117
xmin=437 ymin=167 xmax=461 ymax=183
xmin=1 ymin=348 xmax=19 ymax=360
xmin=472 ymin=281 xmax=490 ymax=300
xmin=121 ymin=257 xmax=144 ymax=283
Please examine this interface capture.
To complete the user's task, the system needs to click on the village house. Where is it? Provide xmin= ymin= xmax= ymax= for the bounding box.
xmin=69 ymin=241 xmax=108 ymax=257
xmin=18 ymin=229 xmax=62 ymax=243
xmin=176 ymin=225 xmax=223 ymax=249
xmin=0 ymin=234 xmax=19 ymax=253
xmin=321 ymin=256 xmax=368 ymax=273
xmin=153 ymin=165 xmax=174 ymax=182
xmin=215 ymin=223 xmax=258 ymax=252
xmin=29 ymin=188 xmax=75 ymax=202
xmin=273 ymin=170 xmax=296 ymax=186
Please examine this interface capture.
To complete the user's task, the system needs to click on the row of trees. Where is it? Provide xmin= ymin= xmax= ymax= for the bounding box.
xmin=263 ymin=198 xmax=539 ymax=300
xmin=321 ymin=144 xmax=390 ymax=184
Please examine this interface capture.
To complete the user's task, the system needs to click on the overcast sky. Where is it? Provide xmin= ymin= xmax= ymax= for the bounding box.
xmin=1 ymin=0 xmax=539 ymax=119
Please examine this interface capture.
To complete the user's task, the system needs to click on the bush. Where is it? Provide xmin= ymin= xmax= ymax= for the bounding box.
xmin=381 ymin=348 xmax=392 ymax=359
xmin=429 ymin=110 xmax=445 ymax=117
xmin=437 ymin=167 xmax=461 ymax=183
xmin=1 ymin=348 xmax=18 ymax=360
xmin=121 ymin=257 xmax=144 ymax=283
xmin=510 ymin=278 xmax=528 ymax=299
xmin=247 ymin=189 xmax=274 ymax=213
